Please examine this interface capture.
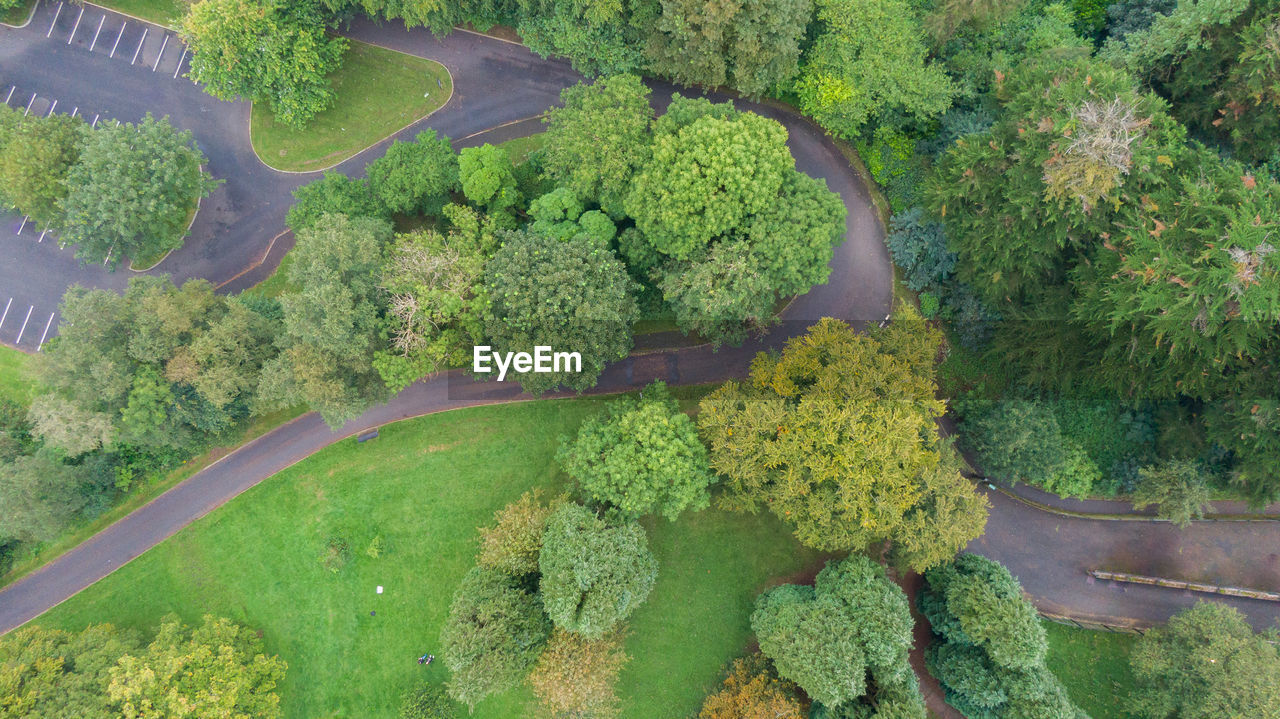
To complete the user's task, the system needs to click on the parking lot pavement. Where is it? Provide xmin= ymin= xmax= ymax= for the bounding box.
xmin=35 ymin=1 xmax=192 ymax=81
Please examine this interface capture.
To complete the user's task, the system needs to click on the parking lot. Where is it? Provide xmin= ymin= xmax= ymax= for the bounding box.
xmin=31 ymin=0 xmax=192 ymax=80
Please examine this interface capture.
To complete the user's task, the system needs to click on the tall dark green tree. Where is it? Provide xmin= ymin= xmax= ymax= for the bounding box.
xmin=367 ymin=130 xmax=459 ymax=216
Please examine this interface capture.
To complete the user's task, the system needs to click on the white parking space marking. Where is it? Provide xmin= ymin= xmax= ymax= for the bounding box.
xmin=91 ymin=113 xmax=99 ymax=128
xmin=23 ymin=93 xmax=35 ymax=116
xmin=67 ymin=5 xmax=84 ymax=45
xmin=0 ymin=299 xmax=10 ymax=331
xmin=16 ymin=217 xmax=27 ymax=234
xmin=45 ymin=99 xmax=57 ymax=116
xmin=46 ymin=2 xmax=62 ymax=38
xmin=89 ymin=14 xmax=105 ymax=52
xmin=71 ymin=106 xmax=78 ymax=117
xmin=3 ymin=86 xmax=13 ymax=104
xmin=131 ymin=27 xmax=148 ymax=65
xmin=153 ymin=34 xmax=168 ymax=72
xmin=37 ymin=313 xmax=55 ymax=351
xmin=15 ymin=305 xmax=32 ymax=345
xmin=174 ymin=47 xmax=188 ymax=79
xmin=37 ymin=229 xmax=48 ymax=242
xmin=110 ymin=22 xmax=126 ymax=58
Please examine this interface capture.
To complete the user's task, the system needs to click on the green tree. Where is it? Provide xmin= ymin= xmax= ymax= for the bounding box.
xmin=398 ymin=684 xmax=457 ymax=719
xmin=960 ymin=400 xmax=1069 ymax=487
xmin=0 ymin=453 xmax=85 ymax=543
xmin=482 ymin=231 xmax=638 ymax=396
xmin=1133 ymin=460 xmax=1212 ymax=527
xmin=0 ymin=624 xmax=141 ymax=719
xmin=458 ymin=144 xmax=520 ymax=213
xmin=541 ymin=74 xmax=653 ymax=217
xmin=60 ymin=115 xmax=216 ymax=267
xmin=518 ymin=0 xmax=655 ymax=77
xmin=527 ymin=187 xmax=617 ymax=245
xmin=625 ymin=104 xmax=791 ymax=260
xmin=182 ymin=0 xmax=347 ymax=129
xmin=795 ymin=0 xmax=954 ymax=139
xmin=374 ymin=206 xmax=498 ymax=391
xmin=439 ymin=566 xmax=552 ymax=711
xmin=367 ymin=130 xmax=459 ymax=216
xmin=0 ymin=113 xmax=87 ymax=229
xmin=476 ymin=489 xmax=563 ymax=577
xmin=107 ymin=615 xmax=286 ymax=718
xmin=751 ymin=555 xmax=922 ymax=712
xmin=538 ymin=503 xmax=657 ymax=638
xmin=645 ymin=0 xmax=810 ymax=97
xmin=921 ymin=554 xmax=1086 ymax=719
xmin=699 ymin=314 xmax=985 ymax=559
xmin=658 ymin=241 xmax=777 ymax=347
xmin=286 ymin=171 xmax=387 ymax=234
xmin=1130 ymin=601 xmax=1280 ymax=719
xmin=257 ymin=214 xmax=392 ymax=425
xmin=557 ymin=381 xmax=714 ymax=520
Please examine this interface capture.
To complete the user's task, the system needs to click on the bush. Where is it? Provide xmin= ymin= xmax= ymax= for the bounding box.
xmin=959 ymin=400 xmax=1068 ymax=489
xmin=286 ymin=171 xmax=387 ymax=234
xmin=399 ymin=684 xmax=457 ymax=719
xmin=1132 ymin=460 xmax=1212 ymax=527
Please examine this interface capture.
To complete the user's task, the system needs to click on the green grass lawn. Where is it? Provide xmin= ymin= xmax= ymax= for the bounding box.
xmin=90 ymin=0 xmax=188 ymax=27
xmin=497 ymin=132 xmax=546 ymax=164
xmin=251 ymin=41 xmax=453 ymax=173
xmin=0 ymin=345 xmax=34 ymax=405
xmin=34 ymin=399 xmax=822 ymax=718
xmin=1044 ymin=620 xmax=1138 ymax=719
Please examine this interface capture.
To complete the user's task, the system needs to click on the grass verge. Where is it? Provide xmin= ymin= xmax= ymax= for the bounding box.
xmin=251 ymin=41 xmax=452 ymax=173
xmin=1 ymin=0 xmax=35 ymax=26
xmin=0 ymin=345 xmax=34 ymax=406
xmin=1043 ymin=620 xmax=1138 ymax=719
xmin=89 ymin=0 xmax=187 ymax=27
xmin=34 ymin=398 xmax=822 ymax=718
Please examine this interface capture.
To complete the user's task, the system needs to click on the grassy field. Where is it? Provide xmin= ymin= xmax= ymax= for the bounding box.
xmin=1044 ymin=620 xmax=1138 ymax=719
xmin=0 ymin=345 xmax=34 ymax=405
xmin=34 ymin=399 xmax=823 ymax=718
xmin=251 ymin=41 xmax=452 ymax=173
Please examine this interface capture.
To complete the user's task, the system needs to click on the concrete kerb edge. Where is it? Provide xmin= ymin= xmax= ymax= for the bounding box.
xmin=975 ymin=476 xmax=1280 ymax=523
xmin=245 ymin=40 xmax=456 ymax=175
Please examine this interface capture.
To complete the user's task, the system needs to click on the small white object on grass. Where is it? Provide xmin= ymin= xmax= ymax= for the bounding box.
xmin=376 ymin=585 xmax=384 ymax=594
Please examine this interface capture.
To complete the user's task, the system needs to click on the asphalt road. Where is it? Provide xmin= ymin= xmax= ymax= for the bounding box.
xmin=0 ymin=5 xmax=1276 ymax=637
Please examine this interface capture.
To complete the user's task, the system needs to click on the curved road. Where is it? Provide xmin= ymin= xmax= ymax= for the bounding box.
xmin=1 ymin=5 xmax=1277 ymax=636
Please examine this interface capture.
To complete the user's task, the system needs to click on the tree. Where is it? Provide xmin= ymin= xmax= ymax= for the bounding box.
xmin=458 ymin=144 xmax=520 ymax=213
xmin=541 ymin=74 xmax=653 ymax=217
xmin=0 ymin=113 xmax=86 ymax=229
xmin=286 ymin=171 xmax=387 ymax=234
xmin=538 ymin=503 xmax=657 ymax=637
xmin=625 ymin=105 xmax=792 ymax=260
xmin=374 ymin=206 xmax=497 ymax=391
xmin=751 ymin=555 xmax=923 ymax=713
xmin=60 ymin=115 xmax=216 ymax=266
xmin=921 ymin=554 xmax=1087 ymax=719
xmin=0 ymin=624 xmax=141 ymax=719
xmin=699 ymin=314 xmax=985 ymax=559
xmin=528 ymin=628 xmax=628 ymax=719
xmin=556 ymin=381 xmax=714 ymax=520
xmin=891 ymin=452 xmax=990 ymax=573
xmin=659 ymin=241 xmax=777 ymax=347
xmin=960 ymin=400 xmax=1069 ymax=488
xmin=26 ymin=396 xmax=114 ymax=458
xmin=518 ymin=0 xmax=655 ymax=77
xmin=0 ymin=454 xmax=85 ymax=544
xmin=107 ymin=614 xmax=286 ymax=718
xmin=698 ymin=654 xmax=806 ymax=719
xmin=528 ymin=188 xmax=617 ymax=245
xmin=482 ymin=231 xmax=638 ymax=396
xmin=1133 ymin=460 xmax=1212 ymax=527
xmin=399 ymin=684 xmax=457 ymax=719
xmin=476 ymin=489 xmax=562 ymax=577
xmin=257 ymin=214 xmax=392 ymax=425
xmin=367 ymin=130 xmax=459 ymax=216
xmin=795 ymin=0 xmax=954 ymax=139
xmin=182 ymin=0 xmax=347 ymax=129
xmin=1130 ymin=601 xmax=1280 ymax=719
xmin=885 ymin=207 xmax=956 ymax=292
xmin=645 ymin=0 xmax=810 ymax=97
xmin=439 ymin=566 xmax=552 ymax=711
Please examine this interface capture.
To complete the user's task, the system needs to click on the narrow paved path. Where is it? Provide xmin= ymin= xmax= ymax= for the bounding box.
xmin=1 ymin=10 xmax=1278 ymax=640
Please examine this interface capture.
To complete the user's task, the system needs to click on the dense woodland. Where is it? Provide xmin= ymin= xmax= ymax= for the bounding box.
xmin=2 ymin=0 xmax=1280 ymax=716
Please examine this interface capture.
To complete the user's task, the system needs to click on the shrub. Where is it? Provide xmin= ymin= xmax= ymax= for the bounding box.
xmin=399 ymin=684 xmax=457 ymax=719
xmin=476 ymin=489 xmax=561 ymax=577
xmin=960 ymin=400 xmax=1068 ymax=489
xmin=1132 ymin=460 xmax=1212 ymax=527
xmin=886 ymin=208 xmax=957 ymax=292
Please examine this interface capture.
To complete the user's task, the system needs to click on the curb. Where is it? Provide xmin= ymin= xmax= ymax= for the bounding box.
xmin=974 ymin=476 xmax=1280 ymax=523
